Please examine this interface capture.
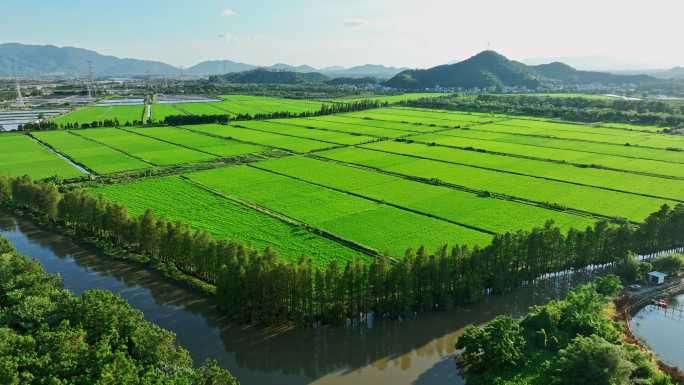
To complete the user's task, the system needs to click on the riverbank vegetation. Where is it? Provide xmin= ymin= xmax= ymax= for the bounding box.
xmin=456 ymin=276 xmax=675 ymax=385
xmin=2 ymin=174 xmax=684 ymax=326
xmin=0 ymin=234 xmax=238 ymax=384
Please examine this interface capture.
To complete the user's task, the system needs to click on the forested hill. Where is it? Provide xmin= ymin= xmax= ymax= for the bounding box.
xmin=0 ymin=43 xmax=178 ymax=77
xmin=531 ymin=61 xmax=654 ymax=85
xmin=385 ymin=50 xmax=659 ymax=90
xmin=209 ymin=68 xmax=329 ymax=84
xmin=386 ymin=51 xmax=541 ymax=90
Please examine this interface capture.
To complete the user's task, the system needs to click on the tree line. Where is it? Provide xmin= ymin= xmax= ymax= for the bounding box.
xmin=0 ymin=234 xmax=238 ymax=384
xmin=1 ymin=175 xmax=683 ymax=326
xmin=402 ymin=94 xmax=684 ymax=129
xmin=19 ymin=118 xmax=144 ymax=131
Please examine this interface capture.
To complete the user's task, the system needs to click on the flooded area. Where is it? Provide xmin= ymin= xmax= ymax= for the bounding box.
xmin=0 ymin=213 xmax=580 ymax=385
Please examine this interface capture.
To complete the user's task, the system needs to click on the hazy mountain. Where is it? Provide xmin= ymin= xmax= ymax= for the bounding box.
xmin=320 ymin=64 xmax=408 ymax=79
xmin=266 ymin=63 xmax=319 ymax=73
xmin=531 ymin=62 xmax=653 ymax=85
xmin=210 ymin=68 xmax=328 ymax=84
xmin=0 ymin=43 xmax=177 ymax=77
xmin=386 ymin=51 xmax=659 ymax=90
xmin=522 ymin=55 xmax=656 ymax=72
xmin=185 ymin=60 xmax=256 ymax=76
xmin=386 ymin=51 xmax=541 ymax=89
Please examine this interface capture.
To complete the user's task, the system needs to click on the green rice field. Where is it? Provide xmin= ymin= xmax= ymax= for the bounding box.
xmin=52 ymin=105 xmax=145 ymax=126
xmin=125 ymin=126 xmax=266 ymax=157
xmin=75 ymin=128 xmax=215 ymax=166
xmin=185 ymin=124 xmax=336 ymax=153
xmin=12 ymin=103 xmax=683 ymax=265
xmin=317 ymin=146 xmax=676 ymax=223
xmin=254 ymin=156 xmax=595 ymax=233
xmin=186 ymin=165 xmax=493 ymax=255
xmin=32 ymin=130 xmax=150 ymax=174
xmin=89 ymin=176 xmax=367 ymax=265
xmin=0 ymin=133 xmax=83 ymax=179
xmin=150 ymin=95 xmax=330 ymax=122
xmin=326 ymin=93 xmax=447 ymax=104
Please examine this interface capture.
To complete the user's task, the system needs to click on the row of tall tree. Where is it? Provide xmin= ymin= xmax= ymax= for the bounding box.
xmin=2 ymin=175 xmax=683 ymax=325
xmin=402 ymin=94 xmax=684 ymax=129
xmin=19 ymin=118 xmax=144 ymax=131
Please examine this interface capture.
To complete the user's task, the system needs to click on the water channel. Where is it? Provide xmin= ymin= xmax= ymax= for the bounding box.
xmin=0 ymin=213 xmax=581 ymax=385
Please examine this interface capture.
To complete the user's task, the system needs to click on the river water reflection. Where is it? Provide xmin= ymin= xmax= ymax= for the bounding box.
xmin=630 ymin=293 xmax=684 ymax=369
xmin=0 ymin=214 xmax=578 ymax=385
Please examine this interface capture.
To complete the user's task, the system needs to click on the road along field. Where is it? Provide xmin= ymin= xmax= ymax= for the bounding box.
xmin=0 ymin=133 xmax=83 ymax=179
xmin=52 ymin=105 xmax=145 ymax=126
xmin=89 ymin=176 xmax=368 ymax=266
xmin=185 ymin=165 xmax=493 ymax=256
xmin=32 ymin=130 xmax=150 ymax=175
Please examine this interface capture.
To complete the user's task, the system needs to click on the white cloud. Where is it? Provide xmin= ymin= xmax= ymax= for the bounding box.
xmin=222 ymin=8 xmax=236 ymax=17
xmin=218 ymin=32 xmax=237 ymax=44
xmin=343 ymin=19 xmax=367 ymax=28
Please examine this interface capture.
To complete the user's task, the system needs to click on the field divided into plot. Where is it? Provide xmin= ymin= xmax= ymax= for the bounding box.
xmin=425 ymin=127 xmax=684 ymax=164
xmin=317 ymin=146 xmax=676 ymax=223
xmin=151 ymin=104 xmax=187 ymax=122
xmin=75 ymin=128 xmax=215 ymax=166
xmin=280 ymin=117 xmax=415 ymax=138
xmin=344 ymin=109 xmax=505 ymax=126
xmin=125 ymin=126 xmax=265 ymax=157
xmin=237 ymin=120 xmax=377 ymax=145
xmin=363 ymin=140 xmax=684 ymax=202
xmin=216 ymin=95 xmax=328 ymax=115
xmin=185 ymin=124 xmax=335 ymax=153
xmin=52 ymin=105 xmax=144 ymax=125
xmin=186 ymin=166 xmax=493 ymax=256
xmin=474 ymin=121 xmax=684 ymax=150
xmin=412 ymin=131 xmax=684 ymax=178
xmin=326 ymin=93 xmax=446 ymax=104
xmin=32 ymin=130 xmax=149 ymax=174
xmin=89 ymin=176 xmax=366 ymax=266
xmin=254 ymin=156 xmax=595 ymax=233
xmin=0 ymin=134 xmax=82 ymax=179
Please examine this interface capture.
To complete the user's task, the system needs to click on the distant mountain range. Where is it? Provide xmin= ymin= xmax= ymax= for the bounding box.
xmin=185 ymin=60 xmax=406 ymax=79
xmin=2 ymin=43 xmax=681 ymax=88
xmin=0 ymin=43 xmax=405 ymax=79
xmin=0 ymin=43 xmax=177 ymax=77
xmin=211 ymin=69 xmax=329 ymax=85
xmin=386 ymin=51 xmax=658 ymax=90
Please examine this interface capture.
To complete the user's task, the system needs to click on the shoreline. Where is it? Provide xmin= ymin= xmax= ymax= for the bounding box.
xmin=616 ymin=284 xmax=684 ymax=383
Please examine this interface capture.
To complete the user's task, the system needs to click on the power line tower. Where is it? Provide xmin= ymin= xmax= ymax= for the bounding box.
xmin=87 ymin=60 xmax=95 ymax=99
xmin=15 ymin=77 xmax=25 ymax=107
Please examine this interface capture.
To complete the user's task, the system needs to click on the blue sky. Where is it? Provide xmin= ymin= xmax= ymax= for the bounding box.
xmin=2 ymin=0 xmax=683 ymax=69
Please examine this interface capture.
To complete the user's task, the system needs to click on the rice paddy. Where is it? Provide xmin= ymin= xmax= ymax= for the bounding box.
xmin=11 ymin=102 xmax=683 ymax=265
